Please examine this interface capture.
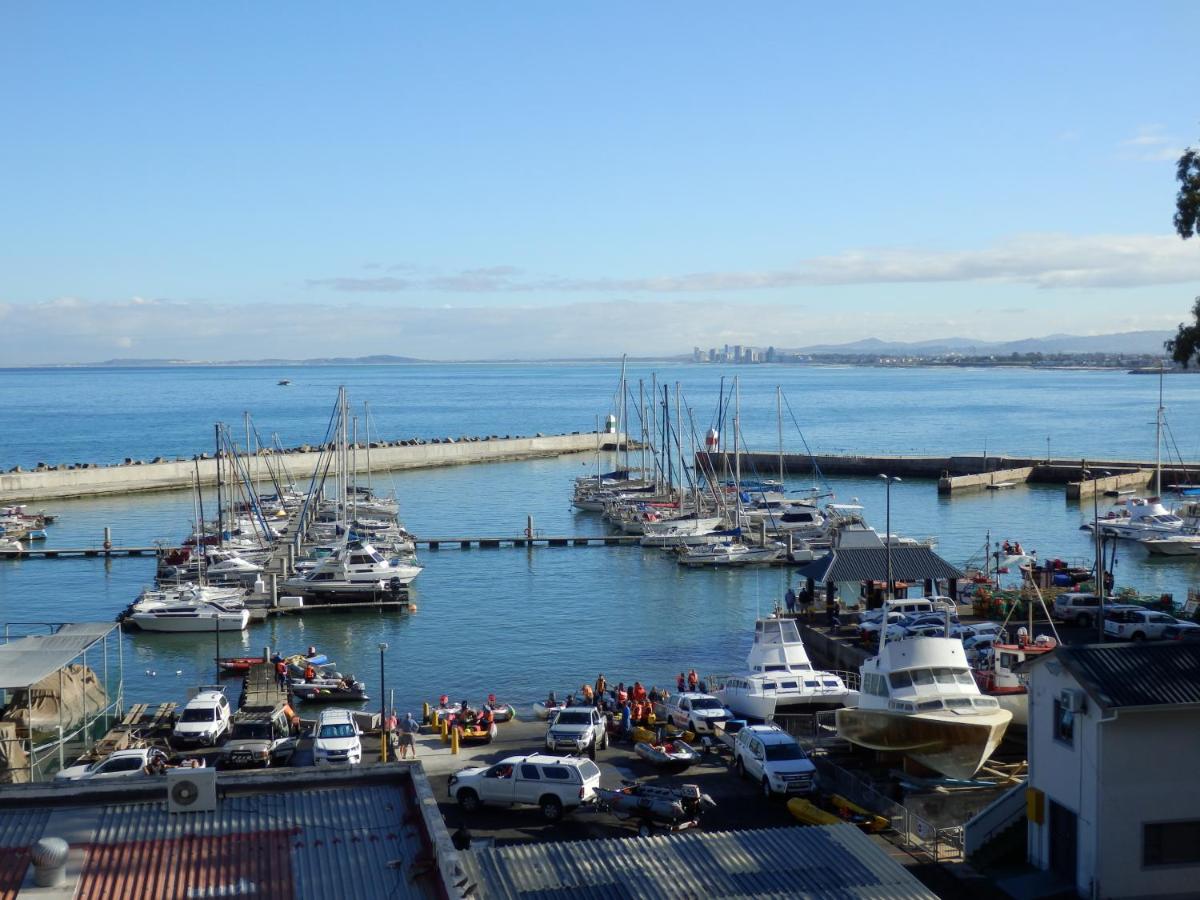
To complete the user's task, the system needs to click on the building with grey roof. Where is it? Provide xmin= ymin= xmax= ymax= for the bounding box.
xmin=1025 ymin=642 xmax=1200 ymax=898
xmin=462 ymin=823 xmax=937 ymax=899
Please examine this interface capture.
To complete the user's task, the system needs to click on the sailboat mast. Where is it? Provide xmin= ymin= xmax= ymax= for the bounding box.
xmin=639 ymin=379 xmax=646 ymax=482
xmin=776 ymin=385 xmax=784 ymax=487
xmin=675 ymin=382 xmax=683 ymax=502
xmin=352 ymin=416 xmax=358 ymax=525
xmin=214 ymin=423 xmax=223 ymax=548
xmin=733 ymin=376 xmax=741 ymax=526
xmin=1156 ymin=361 xmax=1164 ymax=497
xmin=618 ymin=354 xmax=628 ymax=472
xmin=364 ymin=401 xmax=373 ymax=492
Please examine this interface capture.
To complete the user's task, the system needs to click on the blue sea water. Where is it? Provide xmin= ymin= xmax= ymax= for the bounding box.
xmin=1 ymin=363 xmax=1198 ymax=717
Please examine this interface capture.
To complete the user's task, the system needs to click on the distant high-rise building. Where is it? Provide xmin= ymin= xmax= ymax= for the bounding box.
xmin=732 ymin=345 xmax=743 ymax=364
xmin=766 ymin=346 xmax=776 ymax=363
xmin=693 ymin=346 xmax=703 ymax=362
xmin=709 ymin=347 xmax=718 ymax=363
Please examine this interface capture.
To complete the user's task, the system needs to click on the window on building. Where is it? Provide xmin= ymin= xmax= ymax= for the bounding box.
xmin=1144 ymin=821 xmax=1200 ymax=867
xmin=1053 ymin=698 xmax=1074 ymax=745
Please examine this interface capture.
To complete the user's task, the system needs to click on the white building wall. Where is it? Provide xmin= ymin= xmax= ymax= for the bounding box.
xmin=1027 ymin=660 xmax=1099 ymax=894
xmin=1095 ymin=710 xmax=1200 ymax=898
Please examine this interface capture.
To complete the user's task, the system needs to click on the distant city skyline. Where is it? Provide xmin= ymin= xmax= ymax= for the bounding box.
xmin=2 ymin=4 xmax=1199 ymax=363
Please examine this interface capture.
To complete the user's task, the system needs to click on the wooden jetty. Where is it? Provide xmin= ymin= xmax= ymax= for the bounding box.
xmin=415 ymin=534 xmax=643 ymax=549
xmin=0 ymin=546 xmax=158 ymax=560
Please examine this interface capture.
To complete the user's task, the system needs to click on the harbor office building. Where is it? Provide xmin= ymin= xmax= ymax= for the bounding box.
xmin=1025 ymin=642 xmax=1200 ymax=898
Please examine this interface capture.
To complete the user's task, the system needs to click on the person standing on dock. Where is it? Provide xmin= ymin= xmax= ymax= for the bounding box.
xmin=594 ymin=673 xmax=606 ymax=706
xmin=799 ymin=586 xmax=814 ymax=623
xmin=825 ymin=595 xmax=839 ymax=632
xmin=677 ymin=672 xmax=686 ymax=693
xmin=274 ymin=657 xmax=287 ymax=689
xmin=784 ymin=587 xmax=796 ymax=615
xmin=687 ymin=669 xmax=698 ymax=692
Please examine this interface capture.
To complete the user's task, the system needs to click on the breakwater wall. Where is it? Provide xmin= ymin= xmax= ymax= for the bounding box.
xmin=0 ymin=432 xmax=624 ymax=502
xmin=700 ymin=452 xmax=1199 ymax=497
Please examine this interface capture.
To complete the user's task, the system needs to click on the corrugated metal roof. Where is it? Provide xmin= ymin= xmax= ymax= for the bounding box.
xmin=69 ymin=784 xmax=440 ymax=900
xmin=0 ymin=623 xmax=118 ymax=690
xmin=463 ymin=824 xmax=937 ymax=900
xmin=795 ymin=547 xmax=965 ymax=585
xmin=1056 ymin=642 xmax=1200 ymax=709
xmin=0 ymin=808 xmax=50 ymax=900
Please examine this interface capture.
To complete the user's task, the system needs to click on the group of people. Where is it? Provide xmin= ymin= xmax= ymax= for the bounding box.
xmin=1001 ymin=540 xmax=1025 ymax=556
xmin=784 ymin=587 xmax=841 ymax=630
xmin=385 ymin=708 xmax=420 ymax=760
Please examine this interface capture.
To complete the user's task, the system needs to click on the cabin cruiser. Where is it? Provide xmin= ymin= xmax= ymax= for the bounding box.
xmin=1082 ymin=498 xmax=1184 ymax=540
xmin=128 ymin=600 xmax=250 ymax=633
xmin=971 ymin=630 xmax=1057 ymax=728
xmin=835 ymin=635 xmax=1013 ymax=780
xmin=715 ymin=614 xmax=857 ymax=719
xmin=639 ymin=515 xmax=724 ymax=545
xmin=130 ymin=583 xmax=245 ymax=615
xmin=283 ymin=540 xmax=422 ymax=596
xmin=676 ymin=540 xmax=784 ymax=567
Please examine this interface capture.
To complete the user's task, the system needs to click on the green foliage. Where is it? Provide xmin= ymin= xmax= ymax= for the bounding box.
xmin=1177 ymin=149 xmax=1200 ymax=240
xmin=1166 ymin=296 xmax=1200 ymax=369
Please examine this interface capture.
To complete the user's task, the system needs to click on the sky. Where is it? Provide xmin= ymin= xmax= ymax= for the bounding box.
xmin=2 ymin=2 xmax=1199 ymax=363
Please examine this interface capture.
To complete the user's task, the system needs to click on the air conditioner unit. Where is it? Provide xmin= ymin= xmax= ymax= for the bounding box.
xmin=1059 ymin=688 xmax=1086 ymax=714
xmin=167 ymin=767 xmax=217 ymax=814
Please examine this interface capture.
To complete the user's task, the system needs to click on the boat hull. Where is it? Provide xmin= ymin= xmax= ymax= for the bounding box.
xmin=130 ymin=611 xmax=250 ymax=633
xmin=834 ymin=706 xmax=1012 ymax=780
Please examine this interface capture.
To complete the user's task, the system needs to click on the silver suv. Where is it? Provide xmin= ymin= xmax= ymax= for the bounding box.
xmin=544 ymin=706 xmax=608 ymax=759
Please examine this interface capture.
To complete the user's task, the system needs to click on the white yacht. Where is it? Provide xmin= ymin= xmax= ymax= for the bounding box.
xmin=715 ymin=614 xmax=857 ymax=719
xmin=676 ymin=541 xmax=784 ymax=567
xmin=283 ymin=540 xmax=422 ymax=597
xmin=835 ymin=635 xmax=1013 ymax=780
xmin=128 ymin=600 xmax=250 ymax=633
xmin=131 ymin=583 xmax=245 ymax=614
xmin=639 ymin=516 xmax=724 ymax=547
xmin=1082 ymin=498 xmax=1184 ymax=540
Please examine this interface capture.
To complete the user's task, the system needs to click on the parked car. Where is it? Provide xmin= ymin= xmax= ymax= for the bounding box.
xmin=1104 ymin=609 xmax=1200 ymax=642
xmin=313 ymin=708 xmax=362 ymax=766
xmin=544 ymin=706 xmax=608 ymax=758
xmin=172 ymin=688 xmax=232 ymax=747
xmin=447 ymin=753 xmax=603 ymax=821
xmin=55 ymin=748 xmax=170 ymax=781
xmin=950 ymin=621 xmax=1004 ymax=641
xmin=964 ymin=634 xmax=997 ymax=664
xmin=732 ymin=723 xmax=817 ymax=799
xmin=221 ymin=703 xmax=298 ymax=769
xmin=665 ymin=693 xmax=731 ymax=734
xmin=1052 ymin=593 xmax=1139 ymax=628
xmin=1162 ymin=624 xmax=1200 ymax=643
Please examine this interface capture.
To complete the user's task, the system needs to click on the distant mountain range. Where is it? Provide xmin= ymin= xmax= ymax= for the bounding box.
xmin=83 ymin=355 xmax=427 ymax=367
xmin=789 ymin=330 xmax=1174 ymax=356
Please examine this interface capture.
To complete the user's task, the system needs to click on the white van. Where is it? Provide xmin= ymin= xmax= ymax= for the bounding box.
xmin=313 ymin=708 xmax=362 ymax=766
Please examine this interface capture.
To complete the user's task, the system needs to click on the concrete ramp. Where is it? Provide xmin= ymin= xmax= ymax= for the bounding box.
xmin=1067 ymin=468 xmax=1154 ymax=500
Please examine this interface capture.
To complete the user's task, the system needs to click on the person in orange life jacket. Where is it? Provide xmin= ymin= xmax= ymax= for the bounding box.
xmin=304 ymin=664 xmax=316 ymax=682
xmin=632 ymin=681 xmax=646 ymax=703
xmin=687 ymin=669 xmax=698 ymax=691
xmin=594 ymin=674 xmax=607 ymax=701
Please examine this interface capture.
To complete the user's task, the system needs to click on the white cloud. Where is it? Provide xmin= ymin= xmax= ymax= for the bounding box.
xmin=0 ymin=295 xmax=1182 ymax=366
xmin=1120 ymin=125 xmax=1183 ymax=163
xmin=309 ymin=233 xmax=1200 ymax=295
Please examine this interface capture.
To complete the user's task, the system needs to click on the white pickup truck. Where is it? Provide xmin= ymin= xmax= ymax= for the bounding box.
xmin=664 ymin=693 xmax=732 ymax=734
xmin=732 ymin=724 xmax=817 ymax=799
xmin=1104 ymin=608 xmax=1200 ymax=641
xmin=447 ymin=753 xmax=602 ymax=822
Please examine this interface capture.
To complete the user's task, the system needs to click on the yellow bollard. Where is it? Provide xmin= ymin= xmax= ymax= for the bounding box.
xmin=451 ymin=726 xmax=460 ymax=755
xmin=441 ymin=717 xmax=449 ymax=743
xmin=423 ymin=702 xmax=431 ymax=725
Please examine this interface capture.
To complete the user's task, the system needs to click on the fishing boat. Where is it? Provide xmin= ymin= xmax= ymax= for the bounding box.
xmin=127 ymin=600 xmax=250 ymax=633
xmin=972 ymin=631 xmax=1057 ymax=728
xmin=715 ymin=613 xmax=857 ymax=719
xmin=635 ymin=738 xmax=700 ymax=769
xmin=835 ymin=634 xmax=1013 ymax=780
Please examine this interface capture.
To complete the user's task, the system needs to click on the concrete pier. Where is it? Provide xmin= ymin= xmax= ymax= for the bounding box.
xmin=0 ymin=432 xmax=625 ymax=502
xmin=701 ymin=451 xmax=1198 ymax=500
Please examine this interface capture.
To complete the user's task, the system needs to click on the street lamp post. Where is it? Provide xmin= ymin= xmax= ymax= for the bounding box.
xmin=879 ymin=475 xmax=902 ymax=602
xmin=379 ymin=642 xmax=389 ymax=761
xmin=1083 ymin=465 xmax=1108 ymax=643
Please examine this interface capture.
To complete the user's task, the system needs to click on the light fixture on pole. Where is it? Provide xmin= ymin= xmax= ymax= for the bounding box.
xmin=379 ymin=642 xmax=389 ymax=760
xmin=879 ymin=475 xmax=901 ymax=602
